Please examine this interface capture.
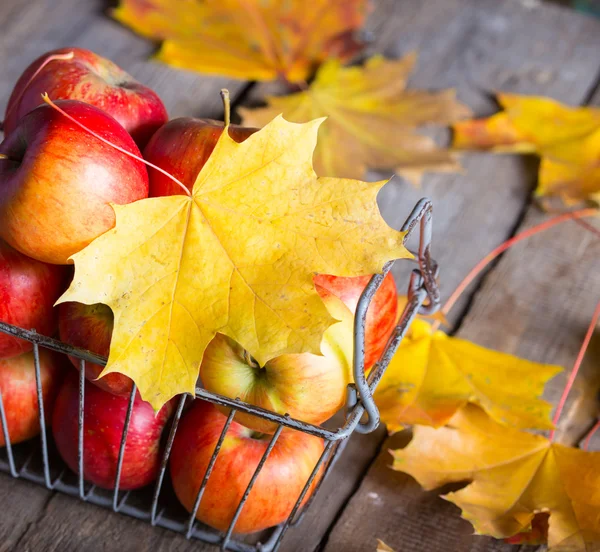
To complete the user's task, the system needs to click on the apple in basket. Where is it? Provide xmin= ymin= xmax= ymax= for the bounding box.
xmin=58 ymin=301 xmax=133 ymax=396
xmin=0 ymin=100 xmax=149 ymax=265
xmin=0 ymin=349 xmax=65 ymax=446
xmin=143 ymin=116 xmax=257 ymax=197
xmin=52 ymin=375 xmax=174 ymax=490
xmin=0 ymin=239 xmax=66 ymax=358
xmin=314 ymin=272 xmax=398 ymax=370
xmin=200 ymin=290 xmax=354 ymax=434
xmin=3 ymin=47 xmax=168 ymax=148
xmin=170 ymin=400 xmax=324 ymax=534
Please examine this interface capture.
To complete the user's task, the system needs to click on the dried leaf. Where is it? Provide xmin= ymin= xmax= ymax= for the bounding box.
xmin=391 ymin=405 xmax=600 ymax=551
xmin=374 ymin=319 xmax=561 ymax=433
xmin=113 ymin=0 xmax=369 ymax=82
xmin=58 ymin=115 xmax=409 ymax=410
xmin=453 ymin=93 xmax=600 ymax=204
xmin=376 ymin=540 xmax=396 ymax=552
xmin=240 ymin=55 xmax=471 ymax=182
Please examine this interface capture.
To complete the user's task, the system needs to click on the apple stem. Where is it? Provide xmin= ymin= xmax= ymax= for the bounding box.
xmin=430 ymin=208 xmax=599 ymax=332
xmin=550 ymin=298 xmax=600 ymax=441
xmin=1 ymin=51 xmax=75 ymax=132
xmin=221 ymin=89 xmax=231 ymax=128
xmin=42 ymin=94 xmax=193 ymax=198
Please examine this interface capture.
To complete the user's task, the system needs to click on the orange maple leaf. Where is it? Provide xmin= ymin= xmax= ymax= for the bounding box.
xmin=391 ymin=405 xmax=600 ymax=551
xmin=453 ymin=93 xmax=600 ymax=204
xmin=113 ymin=0 xmax=370 ymax=82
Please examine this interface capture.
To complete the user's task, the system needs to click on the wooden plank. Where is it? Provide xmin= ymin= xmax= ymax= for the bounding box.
xmin=0 ymin=475 xmax=51 ymax=552
xmin=551 ymin=84 xmax=600 ymax=447
xmin=323 ymin=1 xmax=600 ymax=551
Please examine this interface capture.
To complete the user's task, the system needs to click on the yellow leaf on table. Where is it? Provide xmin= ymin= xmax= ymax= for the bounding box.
xmin=374 ymin=319 xmax=561 ymax=433
xmin=58 ymin=116 xmax=409 ymax=410
xmin=240 ymin=55 xmax=472 ymax=183
xmin=376 ymin=540 xmax=396 ymax=552
xmin=453 ymin=93 xmax=600 ymax=204
xmin=113 ymin=0 xmax=369 ymax=82
xmin=391 ymin=405 xmax=600 ymax=551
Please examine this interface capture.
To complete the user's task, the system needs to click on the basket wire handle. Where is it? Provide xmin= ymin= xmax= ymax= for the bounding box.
xmin=352 ymin=198 xmax=440 ymax=434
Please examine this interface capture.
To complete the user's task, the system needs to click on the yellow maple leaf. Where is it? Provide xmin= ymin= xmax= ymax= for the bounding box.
xmin=374 ymin=319 xmax=561 ymax=433
xmin=57 ymin=115 xmax=409 ymax=410
xmin=112 ymin=0 xmax=369 ymax=82
xmin=376 ymin=540 xmax=395 ymax=552
xmin=453 ymin=93 xmax=600 ymax=204
xmin=239 ymin=55 xmax=472 ymax=183
xmin=391 ymin=405 xmax=600 ymax=551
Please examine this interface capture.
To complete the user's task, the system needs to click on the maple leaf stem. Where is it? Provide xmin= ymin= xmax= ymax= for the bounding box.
xmin=221 ymin=88 xmax=231 ymax=127
xmin=583 ymin=418 xmax=600 ymax=451
xmin=550 ymin=298 xmax=600 ymax=440
xmin=1 ymin=50 xmax=75 ymax=131
xmin=431 ymin=208 xmax=600 ymax=332
xmin=41 ymin=94 xmax=192 ymax=198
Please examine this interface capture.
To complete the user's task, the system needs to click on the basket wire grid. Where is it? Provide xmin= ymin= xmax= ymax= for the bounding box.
xmin=0 ymin=197 xmax=440 ymax=552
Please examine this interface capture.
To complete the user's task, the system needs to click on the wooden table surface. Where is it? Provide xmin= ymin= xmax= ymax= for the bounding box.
xmin=1 ymin=0 xmax=600 ymax=551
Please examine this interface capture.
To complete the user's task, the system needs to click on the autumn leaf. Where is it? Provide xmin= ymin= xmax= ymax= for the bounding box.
xmin=57 ymin=115 xmax=410 ymax=410
xmin=376 ymin=540 xmax=395 ymax=552
xmin=112 ymin=0 xmax=369 ymax=82
xmin=453 ymin=93 xmax=600 ymax=204
xmin=391 ymin=405 xmax=600 ymax=551
xmin=374 ymin=319 xmax=561 ymax=433
xmin=240 ymin=55 xmax=472 ymax=183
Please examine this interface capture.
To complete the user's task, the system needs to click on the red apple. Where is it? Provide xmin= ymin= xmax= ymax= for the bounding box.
xmin=143 ymin=117 xmax=257 ymax=197
xmin=170 ymin=400 xmax=324 ymax=534
xmin=58 ymin=302 xmax=133 ymax=396
xmin=200 ymin=293 xmax=354 ymax=433
xmin=0 ymin=239 xmax=66 ymax=358
xmin=52 ymin=375 xmax=174 ymax=490
xmin=3 ymin=47 xmax=168 ymax=148
xmin=0 ymin=100 xmax=149 ymax=264
xmin=0 ymin=349 xmax=65 ymax=446
xmin=314 ymin=272 xmax=398 ymax=370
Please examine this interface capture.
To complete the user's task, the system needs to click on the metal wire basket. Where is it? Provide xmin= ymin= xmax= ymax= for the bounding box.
xmin=0 ymin=197 xmax=440 ymax=552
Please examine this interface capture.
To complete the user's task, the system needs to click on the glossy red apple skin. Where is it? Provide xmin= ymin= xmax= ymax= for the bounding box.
xmin=0 ymin=349 xmax=65 ymax=446
xmin=0 ymin=240 xmax=66 ymax=358
xmin=143 ymin=117 xmax=257 ymax=197
xmin=0 ymin=100 xmax=149 ymax=265
xmin=3 ymin=47 xmax=168 ymax=148
xmin=58 ymin=302 xmax=133 ymax=396
xmin=314 ymin=272 xmax=398 ymax=370
xmin=170 ymin=401 xmax=324 ymax=534
xmin=52 ymin=375 xmax=174 ymax=490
